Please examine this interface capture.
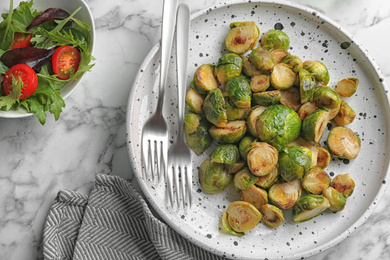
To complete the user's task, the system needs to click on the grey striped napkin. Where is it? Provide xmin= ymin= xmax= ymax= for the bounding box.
xmin=42 ymin=174 xmax=224 ymax=260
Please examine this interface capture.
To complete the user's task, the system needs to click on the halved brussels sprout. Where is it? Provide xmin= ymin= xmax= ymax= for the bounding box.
xmin=247 ymin=142 xmax=278 ymax=176
xmin=252 ymin=90 xmax=281 ymax=107
xmin=327 ymin=126 xmax=361 ymax=159
xmin=226 ymin=75 xmax=252 ymax=108
xmin=250 ymin=74 xmax=270 ymax=92
xmin=297 ymin=101 xmax=319 ymax=121
xmin=292 ymin=194 xmax=330 ymax=223
xmin=278 ymin=145 xmax=312 ymax=181
xmin=281 ymin=55 xmax=303 ymax=73
xmin=233 ymin=168 xmax=259 ymax=192
xmin=257 ymin=104 xmax=301 ymax=150
xmin=203 ymin=88 xmax=227 ymax=127
xmin=199 ymin=159 xmax=232 ymax=194
xmin=221 ymin=211 xmax=245 ymax=236
xmin=268 ymin=180 xmax=302 ymax=210
xmin=209 ymin=120 xmax=247 ymax=144
xmin=249 ymin=47 xmax=274 ymax=71
xmin=280 ymin=87 xmax=301 ymax=111
xmin=255 ymin=167 xmax=279 ymax=189
xmin=225 ymin=21 xmax=260 ymax=54
xmin=239 ymin=136 xmax=257 ymax=161
xmin=287 ymin=137 xmax=318 ymax=169
xmin=301 ymin=109 xmax=329 ymax=143
xmin=301 ymin=167 xmax=331 ymax=194
xmin=260 ymin=204 xmax=284 ymax=228
xmin=247 ymin=105 xmax=267 ymax=137
xmin=186 ymin=88 xmax=205 ymax=114
xmin=313 ymin=86 xmax=341 ymax=110
xmin=225 ymin=201 xmax=262 ymax=232
xmin=192 ymin=64 xmax=219 ymax=94
xmin=185 ymin=121 xmax=213 ymax=155
xmin=270 ymin=63 xmax=296 ymax=90
xmin=271 ymin=49 xmax=290 ymax=64
xmin=261 ymin=29 xmax=290 ymax=51
xmin=241 ymin=55 xmax=262 ymax=77
xmin=225 ymin=161 xmax=245 ymax=174
xmin=331 ymin=173 xmax=355 ymax=198
xmin=303 ymin=60 xmax=330 ymax=85
xmin=322 ymin=187 xmax=346 ymax=213
xmin=333 ymin=100 xmax=356 ymax=126
xmin=316 ymin=147 xmax=331 ymax=169
xmin=241 ymin=185 xmax=268 ymax=210
xmin=184 ymin=113 xmax=202 ymax=134
xmin=225 ymin=97 xmax=250 ymax=121
xmin=335 ymin=78 xmax=359 ymax=97
xmin=299 ymin=69 xmax=316 ymax=103
xmin=214 ymin=53 xmax=243 ymax=85
xmin=211 ymin=144 xmax=240 ymax=164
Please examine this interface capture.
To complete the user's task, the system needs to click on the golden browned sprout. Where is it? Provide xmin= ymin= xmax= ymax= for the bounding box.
xmin=225 ymin=201 xmax=262 ymax=232
xmin=241 ymin=55 xmax=262 ymax=77
xmin=252 ymin=90 xmax=281 ymax=107
xmin=301 ymin=167 xmax=331 ymax=194
xmin=268 ymin=180 xmax=302 ymax=210
xmin=241 ymin=185 xmax=268 ymax=209
xmin=193 ymin=64 xmax=219 ymax=94
xmin=185 ymin=89 xmax=205 ymax=114
xmin=333 ymin=100 xmax=356 ymax=126
xmin=270 ymin=63 xmax=296 ymax=90
xmin=271 ymin=49 xmax=290 ymax=64
xmin=249 ymin=47 xmax=275 ymax=71
xmin=335 ymin=78 xmax=359 ymax=97
xmin=316 ymin=146 xmax=331 ymax=169
xmin=246 ymin=105 xmax=267 ymax=137
xmin=280 ymin=87 xmax=301 ymax=111
xmin=225 ymin=21 xmax=259 ymax=54
xmin=250 ymin=74 xmax=270 ymax=92
xmin=209 ymin=120 xmax=247 ymax=144
xmin=287 ymin=137 xmax=318 ymax=169
xmin=260 ymin=204 xmax=284 ymax=228
xmin=301 ymin=109 xmax=330 ymax=143
xmin=255 ymin=167 xmax=279 ymax=189
xmin=297 ymin=102 xmax=319 ymax=121
xmin=247 ymin=142 xmax=278 ymax=176
xmin=327 ymin=126 xmax=361 ymax=159
xmin=322 ymin=186 xmax=346 ymax=213
xmin=331 ymin=173 xmax=355 ymax=198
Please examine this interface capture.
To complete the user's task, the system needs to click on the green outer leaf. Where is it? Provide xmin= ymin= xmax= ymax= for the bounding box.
xmin=0 ymin=0 xmax=14 ymax=50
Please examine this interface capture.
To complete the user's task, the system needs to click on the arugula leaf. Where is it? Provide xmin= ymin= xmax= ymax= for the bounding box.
xmin=10 ymin=0 xmax=38 ymax=33
xmin=0 ymin=0 xmax=14 ymax=50
xmin=0 ymin=75 xmax=22 ymax=110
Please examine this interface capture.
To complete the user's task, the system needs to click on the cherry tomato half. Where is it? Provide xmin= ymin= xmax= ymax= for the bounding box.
xmin=52 ymin=45 xmax=81 ymax=80
xmin=11 ymin=32 xmax=33 ymax=49
xmin=3 ymin=64 xmax=38 ymax=100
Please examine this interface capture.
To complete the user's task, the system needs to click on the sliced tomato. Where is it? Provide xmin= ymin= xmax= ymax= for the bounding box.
xmin=3 ymin=64 xmax=38 ymax=100
xmin=11 ymin=32 xmax=33 ymax=49
xmin=52 ymin=45 xmax=81 ymax=80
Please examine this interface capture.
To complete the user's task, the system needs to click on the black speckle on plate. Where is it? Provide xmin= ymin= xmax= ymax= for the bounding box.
xmin=274 ymin=22 xmax=284 ymax=30
xmin=340 ymin=42 xmax=351 ymax=49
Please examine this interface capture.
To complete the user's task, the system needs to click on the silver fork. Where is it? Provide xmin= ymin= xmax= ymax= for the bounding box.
xmin=141 ymin=0 xmax=177 ymax=184
xmin=167 ymin=3 xmax=192 ymax=209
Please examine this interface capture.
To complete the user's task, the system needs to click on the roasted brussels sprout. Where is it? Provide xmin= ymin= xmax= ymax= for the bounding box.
xmin=322 ymin=187 xmax=346 ymax=213
xmin=333 ymin=100 xmax=356 ymax=126
xmin=292 ymin=194 xmax=330 ymax=223
xmin=278 ymin=146 xmax=312 ymax=181
xmin=241 ymin=185 xmax=268 ymax=210
xmin=269 ymin=180 xmax=302 ymax=210
xmin=192 ymin=64 xmax=219 ymax=94
xmin=281 ymin=55 xmax=303 ymax=73
xmin=313 ymin=86 xmax=341 ymax=110
xmin=299 ymin=69 xmax=316 ymax=103
xmin=316 ymin=147 xmax=331 ymax=169
xmin=250 ymin=74 xmax=270 ymax=92
xmin=270 ymin=63 xmax=296 ymax=90
xmin=203 ymin=88 xmax=227 ymax=127
xmin=226 ymin=75 xmax=252 ymax=108
xmin=241 ymin=55 xmax=262 ymax=77
xmin=184 ymin=113 xmax=202 ymax=134
xmin=252 ymin=90 xmax=281 ymax=106
xmin=247 ymin=105 xmax=267 ymax=137
xmin=239 ymin=136 xmax=257 ymax=161
xmin=185 ymin=88 xmax=205 ymax=114
xmin=225 ymin=161 xmax=245 ymax=174
xmin=209 ymin=120 xmax=247 ymax=144
xmin=331 ymin=173 xmax=355 ymax=198
xmin=199 ymin=159 xmax=232 ymax=194
xmin=280 ymin=87 xmax=301 ymax=111
xmin=327 ymin=126 xmax=361 ymax=159
xmin=214 ymin=53 xmax=243 ymax=85
xmin=224 ymin=201 xmax=262 ymax=233
xmin=287 ymin=137 xmax=318 ymax=169
xmin=255 ymin=167 xmax=279 ymax=189
xmin=261 ymin=29 xmax=290 ymax=51
xmin=297 ymin=101 xmax=319 ymax=121
xmin=301 ymin=109 xmax=329 ymax=143
xmin=225 ymin=21 xmax=260 ymax=54
xmin=226 ymin=97 xmax=250 ymax=121
xmin=335 ymin=78 xmax=358 ymax=97
xmin=233 ymin=168 xmax=259 ymax=192
xmin=249 ymin=47 xmax=274 ymax=71
xmin=211 ymin=144 xmax=240 ymax=164
xmin=271 ymin=49 xmax=290 ymax=64
xmin=185 ymin=121 xmax=213 ymax=155
xmin=303 ymin=60 xmax=330 ymax=85
xmin=257 ymin=105 xmax=301 ymax=150
xmin=247 ymin=142 xmax=278 ymax=176
xmin=301 ymin=167 xmax=331 ymax=194
xmin=221 ymin=211 xmax=245 ymax=236
xmin=260 ymin=204 xmax=284 ymax=228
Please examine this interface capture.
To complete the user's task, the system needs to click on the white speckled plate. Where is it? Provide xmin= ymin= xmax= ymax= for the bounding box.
xmin=126 ymin=1 xmax=390 ymax=259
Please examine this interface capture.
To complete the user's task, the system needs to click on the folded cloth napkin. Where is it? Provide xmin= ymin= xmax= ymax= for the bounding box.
xmin=43 ymin=174 xmax=224 ymax=260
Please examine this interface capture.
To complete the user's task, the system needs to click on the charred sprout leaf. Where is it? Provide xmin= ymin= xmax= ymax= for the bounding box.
xmin=316 ymin=147 xmax=331 ymax=169
xmin=301 ymin=167 xmax=331 ymax=195
xmin=261 ymin=29 xmax=290 ymax=51
xmin=301 ymin=109 xmax=329 ymax=143
xmin=271 ymin=49 xmax=290 ymax=64
xmin=333 ymin=100 xmax=356 ymax=126
xmin=241 ymin=185 xmax=268 ymax=209
xmin=336 ymin=78 xmax=358 ymax=97
xmin=331 ymin=173 xmax=355 ymax=198
xmin=281 ymin=55 xmax=303 ymax=73
xmin=303 ymin=60 xmax=330 ymax=85
xmin=313 ymin=86 xmax=341 ymax=109
xmin=214 ymin=53 xmax=243 ymax=85
xmin=185 ymin=88 xmax=205 ymax=114
xmin=221 ymin=211 xmax=245 ymax=236
xmin=185 ymin=121 xmax=213 ymax=155
xmin=247 ymin=105 xmax=267 ymax=137
xmin=247 ymin=142 xmax=278 ymax=176
xmin=199 ymin=159 xmax=232 ymax=194
xmin=260 ymin=204 xmax=284 ymax=228
xmin=297 ymin=101 xmax=319 ymax=121
xmin=184 ymin=113 xmax=202 ymax=134
xmin=203 ymin=88 xmax=227 ymax=127
xmin=248 ymin=47 xmax=274 ymax=71
xmin=226 ymin=75 xmax=252 ymax=108
xmin=250 ymin=74 xmax=270 ymax=92
xmin=225 ymin=201 xmax=262 ymax=232
xmin=269 ymin=180 xmax=302 ymax=210
xmin=26 ymin=8 xmax=70 ymax=31
xmin=322 ymin=187 xmax=346 ymax=213
xmin=270 ymin=63 xmax=296 ymax=90
xmin=233 ymin=168 xmax=259 ymax=192
xmin=239 ymin=136 xmax=257 ymax=161
xmin=209 ymin=120 xmax=247 ymax=144
xmin=327 ymin=126 xmax=361 ymax=159
xmin=192 ymin=64 xmax=219 ymax=94
xmin=0 ymin=47 xmax=55 ymax=71
xmin=225 ymin=21 xmax=259 ymax=54
xmin=255 ymin=167 xmax=279 ymax=189
xmin=292 ymin=194 xmax=330 ymax=223
xmin=252 ymin=90 xmax=281 ymax=106
xmin=299 ymin=69 xmax=316 ymax=103
xmin=278 ymin=145 xmax=312 ymax=181
xmin=211 ymin=144 xmax=240 ymax=164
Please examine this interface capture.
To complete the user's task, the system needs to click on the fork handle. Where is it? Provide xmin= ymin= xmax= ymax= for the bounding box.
xmin=176 ymin=3 xmax=190 ymax=137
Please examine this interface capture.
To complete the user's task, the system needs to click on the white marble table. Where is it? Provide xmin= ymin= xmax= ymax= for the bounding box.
xmin=0 ymin=0 xmax=389 ymax=259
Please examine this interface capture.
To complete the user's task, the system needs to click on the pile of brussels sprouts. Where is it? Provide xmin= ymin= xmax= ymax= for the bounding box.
xmin=184 ymin=21 xmax=360 ymax=235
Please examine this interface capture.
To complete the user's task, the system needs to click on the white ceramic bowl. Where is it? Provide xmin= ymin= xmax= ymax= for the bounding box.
xmin=0 ymin=0 xmax=95 ymax=119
